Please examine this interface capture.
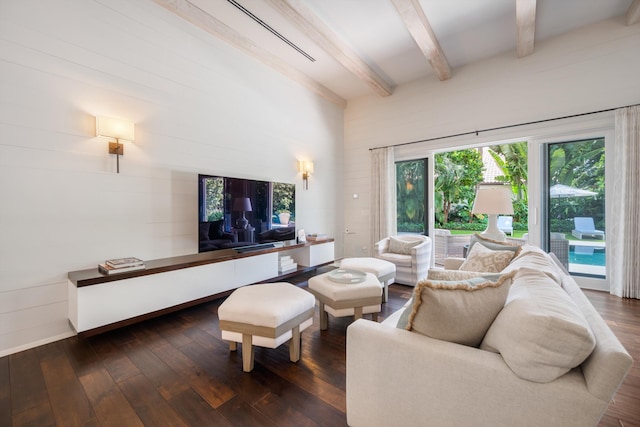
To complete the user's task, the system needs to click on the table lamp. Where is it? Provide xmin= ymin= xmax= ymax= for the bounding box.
xmin=472 ymin=184 xmax=514 ymax=241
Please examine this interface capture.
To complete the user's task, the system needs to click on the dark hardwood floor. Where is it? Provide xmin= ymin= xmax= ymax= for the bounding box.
xmin=2 ymin=271 xmax=639 ymax=427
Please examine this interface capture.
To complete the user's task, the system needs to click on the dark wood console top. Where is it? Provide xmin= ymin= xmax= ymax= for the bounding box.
xmin=68 ymin=239 xmax=334 ymax=288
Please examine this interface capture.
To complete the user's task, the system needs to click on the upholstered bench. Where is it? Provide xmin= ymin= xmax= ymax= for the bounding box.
xmin=339 ymin=257 xmax=395 ymax=302
xmin=307 ymin=270 xmax=382 ymax=330
xmin=218 ymin=282 xmax=315 ymax=372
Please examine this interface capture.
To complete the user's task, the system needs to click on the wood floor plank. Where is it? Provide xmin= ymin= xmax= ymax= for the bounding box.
xmin=216 ymin=395 xmax=277 ymax=427
xmin=125 ymin=345 xmax=191 ymax=400
xmin=116 ymin=373 xmax=189 ymax=427
xmin=150 ymin=341 xmax=236 ymax=408
xmin=78 ymin=367 xmax=144 ymax=427
xmin=0 ymin=356 xmax=11 ymax=427
xmin=11 ymin=400 xmax=56 ymax=427
xmin=167 ymin=387 xmax=234 ymax=427
xmin=9 ymin=349 xmax=50 ymax=415
xmin=38 ymin=342 xmax=96 ymax=427
xmin=103 ymin=353 xmax=141 ymax=384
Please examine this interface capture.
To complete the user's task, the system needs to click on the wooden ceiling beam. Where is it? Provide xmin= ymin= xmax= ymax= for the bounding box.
xmin=628 ymin=0 xmax=640 ymax=25
xmin=390 ymin=0 xmax=451 ymax=81
xmin=152 ymin=0 xmax=346 ymax=108
xmin=265 ymin=0 xmax=393 ymax=97
xmin=516 ymin=0 xmax=537 ymax=58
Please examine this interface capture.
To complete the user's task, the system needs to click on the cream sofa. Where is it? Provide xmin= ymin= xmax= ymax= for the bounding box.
xmin=347 ymin=245 xmax=632 ymax=427
xmin=373 ymin=235 xmax=432 ymax=286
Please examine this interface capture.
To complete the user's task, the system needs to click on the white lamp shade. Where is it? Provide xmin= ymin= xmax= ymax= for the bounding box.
xmin=96 ymin=116 xmax=135 ymax=141
xmin=472 ymin=185 xmax=514 ymax=215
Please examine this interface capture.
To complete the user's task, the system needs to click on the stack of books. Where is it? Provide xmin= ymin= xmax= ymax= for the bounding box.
xmin=278 ymin=255 xmax=298 ymax=274
xmin=99 ymin=257 xmax=145 ymax=275
xmin=306 ymin=233 xmax=328 ymax=242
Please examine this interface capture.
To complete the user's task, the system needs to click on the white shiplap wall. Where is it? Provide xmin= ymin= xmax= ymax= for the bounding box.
xmin=0 ymin=0 xmax=343 ymax=356
xmin=343 ymin=17 xmax=640 ymax=257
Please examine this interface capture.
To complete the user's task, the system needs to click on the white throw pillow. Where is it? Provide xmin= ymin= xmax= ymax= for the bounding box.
xmin=388 ymin=236 xmax=421 ymax=255
xmin=459 ymin=242 xmax=515 ymax=273
xmin=398 ymin=272 xmax=515 ymax=347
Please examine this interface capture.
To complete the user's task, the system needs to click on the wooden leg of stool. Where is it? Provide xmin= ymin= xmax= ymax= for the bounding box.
xmin=319 ymin=302 xmax=328 ymax=330
xmin=383 ymin=282 xmax=389 ymax=303
xmin=354 ymin=306 xmax=363 ymax=320
xmin=372 ymin=312 xmax=378 ymax=322
xmin=289 ymin=325 xmax=301 ymax=362
xmin=229 ymin=341 xmax=237 ymax=351
xmin=242 ymin=333 xmax=254 ymax=372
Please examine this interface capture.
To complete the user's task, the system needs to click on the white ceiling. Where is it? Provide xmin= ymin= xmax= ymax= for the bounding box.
xmin=156 ymin=0 xmax=638 ymax=104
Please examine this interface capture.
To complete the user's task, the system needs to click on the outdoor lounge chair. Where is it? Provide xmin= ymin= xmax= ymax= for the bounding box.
xmin=497 ymin=216 xmax=513 ymax=236
xmin=572 ymin=217 xmax=605 ymax=239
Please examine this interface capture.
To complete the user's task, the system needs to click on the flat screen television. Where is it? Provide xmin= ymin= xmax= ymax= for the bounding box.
xmin=198 ymin=174 xmax=295 ymax=252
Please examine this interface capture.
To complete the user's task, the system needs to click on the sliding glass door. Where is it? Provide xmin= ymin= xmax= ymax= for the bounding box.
xmin=545 ymin=138 xmax=606 ymax=278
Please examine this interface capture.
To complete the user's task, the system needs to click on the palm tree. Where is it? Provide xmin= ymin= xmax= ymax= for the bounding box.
xmin=488 ymin=142 xmax=528 ymax=202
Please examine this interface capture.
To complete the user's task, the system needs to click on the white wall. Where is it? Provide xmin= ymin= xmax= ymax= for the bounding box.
xmin=0 ymin=0 xmax=343 ymax=356
xmin=343 ymin=17 xmax=640 ymax=257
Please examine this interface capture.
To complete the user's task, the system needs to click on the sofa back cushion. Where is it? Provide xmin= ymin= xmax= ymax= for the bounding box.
xmin=398 ymin=272 xmax=515 ymax=347
xmin=501 ymin=245 xmax=563 ymax=285
xmin=480 ymin=268 xmax=596 ymax=383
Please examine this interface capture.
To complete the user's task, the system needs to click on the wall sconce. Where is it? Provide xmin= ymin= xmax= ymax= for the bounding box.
xmin=96 ymin=116 xmax=135 ymax=173
xmin=471 ymin=184 xmax=514 ymax=241
xmin=297 ymin=160 xmax=314 ymax=190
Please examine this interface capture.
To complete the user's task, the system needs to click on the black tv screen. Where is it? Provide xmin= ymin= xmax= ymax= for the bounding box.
xmin=198 ymin=174 xmax=295 ymax=252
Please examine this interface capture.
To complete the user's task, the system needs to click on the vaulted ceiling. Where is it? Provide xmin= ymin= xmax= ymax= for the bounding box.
xmin=153 ymin=0 xmax=640 ymax=107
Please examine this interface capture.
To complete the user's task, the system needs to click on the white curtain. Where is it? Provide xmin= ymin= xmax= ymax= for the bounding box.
xmin=610 ymin=106 xmax=640 ymax=298
xmin=370 ymin=147 xmax=397 ymax=253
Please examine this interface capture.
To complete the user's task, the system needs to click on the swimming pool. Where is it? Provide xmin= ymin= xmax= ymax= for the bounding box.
xmin=569 ymin=246 xmax=606 ymax=266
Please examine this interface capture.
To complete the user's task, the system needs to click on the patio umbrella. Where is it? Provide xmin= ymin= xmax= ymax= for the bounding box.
xmin=549 ymin=184 xmax=597 ymax=198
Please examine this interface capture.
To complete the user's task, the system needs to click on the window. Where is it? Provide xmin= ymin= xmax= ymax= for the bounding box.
xmin=396 ymin=159 xmax=427 ymax=234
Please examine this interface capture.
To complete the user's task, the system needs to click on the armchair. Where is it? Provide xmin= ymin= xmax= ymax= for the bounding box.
xmin=373 ymin=235 xmax=432 ymax=286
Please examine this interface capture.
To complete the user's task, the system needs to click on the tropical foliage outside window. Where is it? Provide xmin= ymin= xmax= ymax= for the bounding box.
xmin=202 ymin=176 xmax=224 ymax=221
xmin=434 ymin=149 xmax=484 ymax=227
xmin=548 ymin=138 xmax=605 ymax=233
xmin=396 ymin=159 xmax=426 ymax=233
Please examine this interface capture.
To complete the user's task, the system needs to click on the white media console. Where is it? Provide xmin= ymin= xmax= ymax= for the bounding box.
xmin=68 ymin=240 xmax=334 ymax=336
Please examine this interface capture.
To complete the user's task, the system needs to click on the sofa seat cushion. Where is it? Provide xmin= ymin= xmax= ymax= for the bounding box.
xmin=459 ymin=242 xmax=515 ymax=273
xmin=398 ymin=272 xmax=515 ymax=347
xmin=376 ymin=252 xmax=412 ymax=267
xmin=481 ymin=268 xmax=596 ymax=383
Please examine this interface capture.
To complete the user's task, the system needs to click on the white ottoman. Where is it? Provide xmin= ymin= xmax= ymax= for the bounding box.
xmin=307 ymin=271 xmax=382 ymax=330
xmin=218 ymin=282 xmax=315 ymax=372
xmin=340 ymin=257 xmax=396 ymax=302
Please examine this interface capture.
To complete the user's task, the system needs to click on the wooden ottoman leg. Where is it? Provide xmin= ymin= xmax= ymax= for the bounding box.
xmin=354 ymin=306 xmax=363 ymax=320
xmin=242 ymin=333 xmax=254 ymax=372
xmin=289 ymin=325 xmax=301 ymax=362
xmin=383 ymin=282 xmax=389 ymax=303
xmin=229 ymin=341 xmax=237 ymax=351
xmin=319 ymin=302 xmax=328 ymax=330
xmin=372 ymin=312 xmax=378 ymax=322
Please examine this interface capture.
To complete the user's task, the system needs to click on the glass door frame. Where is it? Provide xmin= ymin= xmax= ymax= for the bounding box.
xmin=529 ymin=126 xmax=613 ymax=291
